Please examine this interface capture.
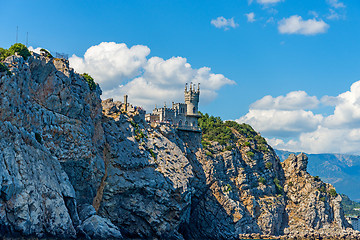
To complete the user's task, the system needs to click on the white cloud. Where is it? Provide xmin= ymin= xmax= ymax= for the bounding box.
xmin=211 ymin=17 xmax=239 ymax=30
xmin=324 ymin=81 xmax=360 ymax=128
xmin=237 ymin=80 xmax=360 ymax=154
xmin=308 ymin=11 xmax=319 ymax=18
xmin=257 ymin=0 xmax=283 ymax=4
xmin=250 ymin=91 xmax=319 ymax=110
xmin=245 ymin=12 xmax=256 ymax=22
xmin=327 ymin=0 xmax=345 ymax=9
xmin=69 ymin=42 xmax=235 ymax=111
xmin=237 ymin=109 xmax=323 ymax=137
xmin=327 ymin=8 xmax=346 ymax=20
xmin=269 ymin=126 xmax=360 ymax=155
xmin=278 ymin=15 xmax=329 ymax=35
xmin=28 ymin=46 xmax=42 ymax=54
xmin=69 ymin=42 xmax=150 ymax=91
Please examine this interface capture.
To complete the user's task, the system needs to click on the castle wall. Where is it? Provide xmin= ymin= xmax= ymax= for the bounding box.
xmin=146 ymin=83 xmax=200 ymax=131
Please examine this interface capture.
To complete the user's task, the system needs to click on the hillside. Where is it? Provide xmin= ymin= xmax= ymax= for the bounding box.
xmin=0 ymin=45 xmax=359 ymax=239
xmin=276 ymin=149 xmax=360 ymax=202
xmin=340 ymin=194 xmax=360 ymax=216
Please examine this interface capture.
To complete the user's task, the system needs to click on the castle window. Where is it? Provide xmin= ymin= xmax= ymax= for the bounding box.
xmin=179 ymin=120 xmax=182 ymax=126
xmin=193 ymin=107 xmax=196 ymax=113
xmin=185 ymin=121 xmax=188 ymax=126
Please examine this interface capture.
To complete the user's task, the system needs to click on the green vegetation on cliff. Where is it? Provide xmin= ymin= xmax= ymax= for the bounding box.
xmin=1 ymin=43 xmax=31 ymax=61
xmin=198 ymin=112 xmax=269 ymax=152
xmin=81 ymin=73 xmax=96 ymax=91
xmin=40 ymin=48 xmax=53 ymax=58
xmin=0 ymin=62 xmax=11 ymax=76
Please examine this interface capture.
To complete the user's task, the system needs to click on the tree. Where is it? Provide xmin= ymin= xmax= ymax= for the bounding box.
xmin=0 ymin=48 xmax=10 ymax=61
xmin=328 ymin=189 xmax=338 ymax=197
xmin=8 ymin=43 xmax=31 ymax=60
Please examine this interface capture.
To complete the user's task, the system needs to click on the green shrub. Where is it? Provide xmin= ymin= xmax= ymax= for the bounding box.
xmin=328 ymin=189 xmax=338 ymax=197
xmin=8 ymin=43 xmax=31 ymax=60
xmin=0 ymin=48 xmax=10 ymax=61
xmin=318 ymin=186 xmax=326 ymax=193
xmin=130 ymin=121 xmax=138 ymax=128
xmin=199 ymin=113 xmax=234 ymax=146
xmin=254 ymin=135 xmax=267 ymax=145
xmin=314 ymin=176 xmax=321 ymax=181
xmin=224 ymin=145 xmax=233 ymax=151
xmin=224 ymin=184 xmax=232 ymax=193
xmin=244 ymin=142 xmax=250 ymax=147
xmin=201 ymin=140 xmax=210 ymax=148
xmin=320 ymin=197 xmax=326 ymax=202
xmin=258 ymin=177 xmax=266 ymax=185
xmin=149 ymin=149 xmax=156 ymax=160
xmin=40 ymin=48 xmax=53 ymax=58
xmin=265 ymin=162 xmax=273 ymax=170
xmin=288 ymin=181 xmax=293 ymax=187
xmin=258 ymin=144 xmax=268 ymax=152
xmin=246 ymin=151 xmax=254 ymax=159
xmin=273 ymin=178 xmax=283 ymax=194
xmin=0 ymin=62 xmax=6 ymax=72
xmin=81 ymin=73 xmax=96 ymax=91
xmin=205 ymin=150 xmax=213 ymax=157
xmin=0 ymin=62 xmax=11 ymax=76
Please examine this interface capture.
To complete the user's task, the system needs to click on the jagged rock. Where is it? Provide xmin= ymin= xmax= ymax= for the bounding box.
xmin=78 ymin=204 xmax=97 ymax=222
xmin=81 ymin=215 xmax=122 ymax=239
xmin=282 ymin=153 xmax=355 ymax=238
xmin=0 ymin=121 xmax=76 ymax=238
xmin=99 ymin=103 xmax=193 ymax=239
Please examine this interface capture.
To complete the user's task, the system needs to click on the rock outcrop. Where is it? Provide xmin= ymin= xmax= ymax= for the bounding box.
xmin=0 ymin=52 xmax=359 ymax=239
xmin=282 ymin=153 xmax=357 ymax=239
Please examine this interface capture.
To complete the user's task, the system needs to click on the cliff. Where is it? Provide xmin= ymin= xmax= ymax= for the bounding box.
xmin=0 ymin=52 xmax=359 ymax=239
xmin=276 ymin=149 xmax=360 ymax=202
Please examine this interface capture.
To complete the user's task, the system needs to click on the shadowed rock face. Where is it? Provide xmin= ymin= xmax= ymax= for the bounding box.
xmin=0 ymin=53 xmax=358 ymax=239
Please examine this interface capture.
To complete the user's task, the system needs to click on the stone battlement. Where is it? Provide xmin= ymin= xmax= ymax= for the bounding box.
xmin=145 ymin=82 xmax=201 ymax=132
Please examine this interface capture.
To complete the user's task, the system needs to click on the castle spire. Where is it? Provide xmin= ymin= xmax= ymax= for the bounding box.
xmin=198 ymin=83 xmax=200 ymax=92
xmin=190 ymin=82 xmax=193 ymax=91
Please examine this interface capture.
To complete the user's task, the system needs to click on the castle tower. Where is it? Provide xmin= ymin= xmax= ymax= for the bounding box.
xmin=124 ymin=95 xmax=128 ymax=112
xmin=184 ymin=82 xmax=200 ymax=115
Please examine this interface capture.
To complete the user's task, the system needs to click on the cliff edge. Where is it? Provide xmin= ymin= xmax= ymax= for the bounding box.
xmin=0 ymin=51 xmax=358 ymax=239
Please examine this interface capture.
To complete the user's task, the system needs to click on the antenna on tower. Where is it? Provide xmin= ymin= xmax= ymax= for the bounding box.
xmin=26 ymin=32 xmax=28 ymax=46
xmin=16 ymin=26 xmax=18 ymax=43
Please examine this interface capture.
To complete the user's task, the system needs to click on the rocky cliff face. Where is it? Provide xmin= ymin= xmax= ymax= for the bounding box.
xmin=0 ymin=53 xmax=359 ymax=239
xmin=282 ymin=153 xmax=354 ymax=239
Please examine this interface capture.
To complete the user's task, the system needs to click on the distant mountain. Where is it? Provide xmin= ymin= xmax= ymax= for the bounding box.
xmin=275 ymin=149 xmax=360 ymax=202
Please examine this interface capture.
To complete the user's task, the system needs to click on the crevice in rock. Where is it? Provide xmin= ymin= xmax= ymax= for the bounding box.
xmin=92 ymin=143 xmax=109 ymax=212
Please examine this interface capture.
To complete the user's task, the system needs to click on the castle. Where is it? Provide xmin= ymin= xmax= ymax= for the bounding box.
xmin=145 ymin=83 xmax=201 ymax=132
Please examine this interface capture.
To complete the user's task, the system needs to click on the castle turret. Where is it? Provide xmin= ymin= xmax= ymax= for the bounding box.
xmin=184 ymin=82 xmax=200 ymax=115
xmin=124 ymin=95 xmax=128 ymax=112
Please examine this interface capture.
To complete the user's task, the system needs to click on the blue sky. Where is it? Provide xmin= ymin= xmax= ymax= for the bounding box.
xmin=2 ymin=0 xmax=360 ymax=154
